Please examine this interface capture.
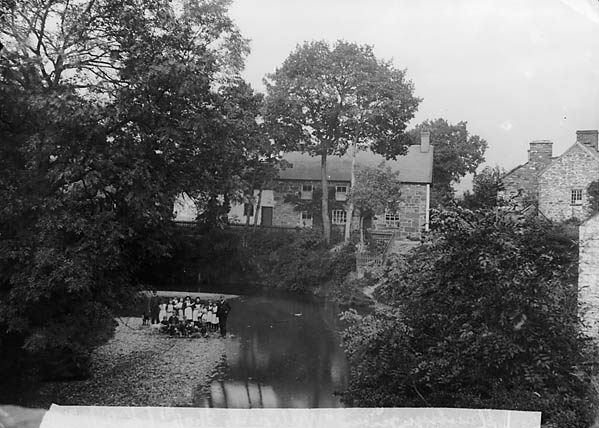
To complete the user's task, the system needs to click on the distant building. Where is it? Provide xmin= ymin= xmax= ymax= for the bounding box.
xmin=175 ymin=133 xmax=434 ymax=241
xmin=269 ymin=132 xmax=434 ymax=240
xmin=500 ymin=130 xmax=599 ymax=222
xmin=501 ymin=140 xmax=554 ymax=210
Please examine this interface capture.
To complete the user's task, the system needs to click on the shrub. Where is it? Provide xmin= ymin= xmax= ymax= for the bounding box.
xmin=342 ymin=207 xmax=598 ymax=427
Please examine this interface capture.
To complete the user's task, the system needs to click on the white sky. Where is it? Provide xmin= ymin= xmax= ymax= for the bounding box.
xmin=229 ymin=0 xmax=599 ymax=189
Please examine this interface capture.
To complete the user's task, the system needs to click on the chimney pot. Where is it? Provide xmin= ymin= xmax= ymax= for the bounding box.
xmin=576 ymin=130 xmax=599 ymax=151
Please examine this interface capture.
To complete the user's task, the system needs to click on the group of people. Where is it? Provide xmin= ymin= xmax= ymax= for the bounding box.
xmin=146 ymin=292 xmax=231 ymax=338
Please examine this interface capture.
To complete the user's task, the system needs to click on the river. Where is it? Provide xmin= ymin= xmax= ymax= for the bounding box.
xmin=193 ymin=294 xmax=349 ymax=408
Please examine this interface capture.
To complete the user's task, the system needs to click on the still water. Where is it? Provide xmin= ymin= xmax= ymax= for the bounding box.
xmin=194 ymin=295 xmax=349 ymax=408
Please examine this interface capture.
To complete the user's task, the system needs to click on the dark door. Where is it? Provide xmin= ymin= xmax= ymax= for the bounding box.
xmin=261 ymin=206 xmax=273 ymax=226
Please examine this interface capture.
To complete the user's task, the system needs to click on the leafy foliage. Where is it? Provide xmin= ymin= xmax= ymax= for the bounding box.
xmin=137 ymin=226 xmax=356 ymax=296
xmin=347 ymin=163 xmax=403 ymax=245
xmin=247 ymin=228 xmax=356 ymax=293
xmin=461 ymin=165 xmax=507 ymax=209
xmin=265 ymin=40 xmax=420 ymax=242
xmin=587 ymin=180 xmax=599 ymax=214
xmin=350 ymin=164 xmax=402 ymax=217
xmin=342 ymin=207 xmax=598 ymax=427
xmin=0 ymin=0 xmax=253 ymax=379
xmin=410 ymin=118 xmax=488 ymax=206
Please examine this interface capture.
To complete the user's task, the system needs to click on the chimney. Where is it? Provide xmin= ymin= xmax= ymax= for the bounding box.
xmin=577 ymin=130 xmax=599 ymax=151
xmin=527 ymin=140 xmax=553 ymax=171
xmin=420 ymin=130 xmax=430 ymax=153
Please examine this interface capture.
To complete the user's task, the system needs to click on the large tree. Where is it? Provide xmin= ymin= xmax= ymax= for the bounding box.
xmin=0 ymin=0 xmax=251 ymax=378
xmin=264 ymin=40 xmax=420 ymax=244
xmin=410 ymin=118 xmax=487 ymax=206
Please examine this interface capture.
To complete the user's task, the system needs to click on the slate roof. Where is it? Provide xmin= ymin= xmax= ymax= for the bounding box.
xmin=278 ymin=145 xmax=434 ymax=184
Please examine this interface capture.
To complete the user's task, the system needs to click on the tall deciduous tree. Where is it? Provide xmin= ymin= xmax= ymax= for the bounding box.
xmin=0 ymin=0 xmax=251 ymax=379
xmin=264 ymin=40 xmax=420 ymax=244
xmin=410 ymin=118 xmax=487 ymax=206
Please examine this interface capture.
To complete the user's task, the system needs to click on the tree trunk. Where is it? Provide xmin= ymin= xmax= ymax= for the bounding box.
xmin=321 ymin=149 xmax=331 ymax=244
xmin=222 ymin=191 xmax=231 ymax=225
xmin=246 ymin=168 xmax=258 ymax=226
xmin=253 ymin=188 xmax=263 ymax=227
xmin=245 ymin=202 xmax=252 ymax=226
xmin=359 ymin=216 xmax=365 ymax=247
xmin=344 ymin=136 xmax=358 ymax=243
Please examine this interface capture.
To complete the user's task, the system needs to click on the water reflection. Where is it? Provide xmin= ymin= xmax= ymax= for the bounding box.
xmin=195 ymin=295 xmax=348 ymax=408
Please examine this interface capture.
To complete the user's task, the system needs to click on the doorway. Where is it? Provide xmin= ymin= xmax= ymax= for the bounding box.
xmin=261 ymin=206 xmax=273 ymax=226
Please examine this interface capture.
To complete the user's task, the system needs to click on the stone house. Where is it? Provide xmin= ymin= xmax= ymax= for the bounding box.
xmin=500 ymin=140 xmax=554 ymax=210
xmin=230 ymin=132 xmax=434 ymax=241
xmin=501 ymin=130 xmax=599 ymax=222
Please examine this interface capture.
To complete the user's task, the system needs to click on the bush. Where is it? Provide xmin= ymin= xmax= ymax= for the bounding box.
xmin=135 ymin=226 xmax=357 ymax=296
xmin=268 ymin=229 xmax=332 ymax=292
xmin=247 ymin=228 xmax=356 ymax=293
xmin=342 ymin=207 xmax=598 ymax=427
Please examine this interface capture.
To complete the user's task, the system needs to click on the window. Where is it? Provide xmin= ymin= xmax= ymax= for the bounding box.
xmin=300 ymin=211 xmax=313 ymax=227
xmin=335 ymin=185 xmax=348 ymax=201
xmin=243 ymin=203 xmax=254 ymax=217
xmin=384 ymin=212 xmax=400 ymax=227
xmin=571 ymin=189 xmax=583 ymax=205
xmin=300 ymin=184 xmax=313 ymax=200
xmin=332 ymin=210 xmax=347 ymax=224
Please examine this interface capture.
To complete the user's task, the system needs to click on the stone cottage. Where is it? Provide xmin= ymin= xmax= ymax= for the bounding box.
xmin=228 ymin=132 xmax=434 ymax=241
xmin=501 ymin=130 xmax=599 ymax=222
xmin=175 ymin=133 xmax=434 ymax=241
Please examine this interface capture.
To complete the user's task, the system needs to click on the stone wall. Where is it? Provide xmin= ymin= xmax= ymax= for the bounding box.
xmin=371 ymin=183 xmax=428 ymax=240
xmin=269 ymin=180 xmax=428 ymax=240
xmin=272 ymin=180 xmax=303 ymax=227
xmin=579 ymin=215 xmax=599 ymax=335
xmin=500 ymin=141 xmax=553 ymax=208
xmin=270 ymin=180 xmax=359 ymax=229
xmin=538 ymin=144 xmax=599 ymax=222
xmin=500 ymin=164 xmax=538 ymax=205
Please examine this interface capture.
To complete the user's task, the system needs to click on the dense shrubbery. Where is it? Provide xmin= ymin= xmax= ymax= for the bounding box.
xmin=341 ymin=207 xmax=598 ymax=427
xmin=136 ymin=227 xmax=247 ymax=290
xmin=138 ymin=227 xmax=358 ymax=296
xmin=236 ymin=227 xmax=356 ymax=293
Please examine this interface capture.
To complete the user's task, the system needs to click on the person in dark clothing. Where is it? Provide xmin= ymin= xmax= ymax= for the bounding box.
xmin=216 ymin=296 xmax=231 ymax=337
xmin=149 ymin=290 xmax=160 ymax=324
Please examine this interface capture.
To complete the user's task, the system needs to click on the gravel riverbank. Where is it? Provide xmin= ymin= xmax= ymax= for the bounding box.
xmin=25 ymin=317 xmax=226 ymax=408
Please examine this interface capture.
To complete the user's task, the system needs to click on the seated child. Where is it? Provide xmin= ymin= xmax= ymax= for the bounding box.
xmin=168 ymin=314 xmax=179 ymax=336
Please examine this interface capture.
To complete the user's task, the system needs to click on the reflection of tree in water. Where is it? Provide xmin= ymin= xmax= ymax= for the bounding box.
xmin=192 ymin=353 xmax=229 ymax=407
xmin=201 ymin=296 xmax=348 ymax=408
